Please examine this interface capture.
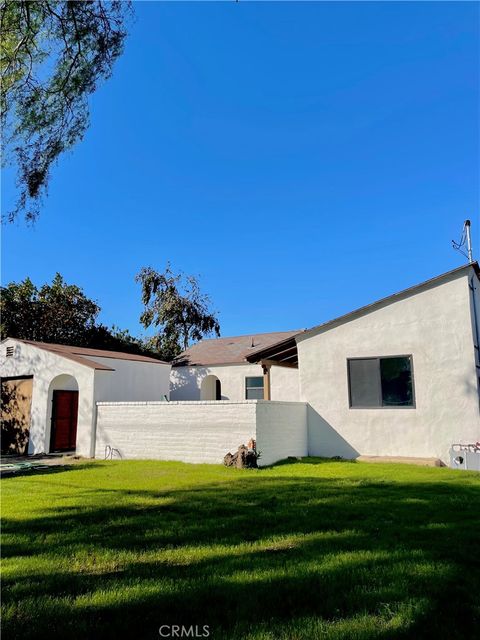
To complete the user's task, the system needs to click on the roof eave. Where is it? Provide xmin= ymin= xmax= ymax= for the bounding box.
xmin=4 ymin=338 xmax=115 ymax=371
xmin=173 ymin=360 xmax=262 ymax=368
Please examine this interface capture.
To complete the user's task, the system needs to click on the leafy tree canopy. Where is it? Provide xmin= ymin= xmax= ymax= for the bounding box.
xmin=136 ymin=265 xmax=221 ymax=361
xmin=0 ymin=273 xmax=150 ymax=357
xmin=1 ymin=0 xmax=131 ymax=222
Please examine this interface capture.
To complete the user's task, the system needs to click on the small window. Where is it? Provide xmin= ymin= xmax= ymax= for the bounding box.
xmin=348 ymin=356 xmax=414 ymax=408
xmin=6 ymin=346 xmax=14 ymax=357
xmin=245 ymin=376 xmax=264 ymax=400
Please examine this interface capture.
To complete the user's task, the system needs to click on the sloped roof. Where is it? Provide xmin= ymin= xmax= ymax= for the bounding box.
xmin=246 ymin=261 xmax=480 ymax=363
xmin=299 ymin=261 xmax=480 ymax=341
xmin=173 ymin=331 xmax=302 ymax=366
xmin=7 ymin=339 xmax=168 ymax=370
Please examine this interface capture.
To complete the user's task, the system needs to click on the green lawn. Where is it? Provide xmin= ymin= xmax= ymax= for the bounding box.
xmin=2 ymin=458 xmax=480 ymax=639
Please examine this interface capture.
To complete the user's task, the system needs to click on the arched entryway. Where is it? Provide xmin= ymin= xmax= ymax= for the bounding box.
xmin=200 ymin=375 xmax=222 ymax=401
xmin=46 ymin=375 xmax=79 ymax=452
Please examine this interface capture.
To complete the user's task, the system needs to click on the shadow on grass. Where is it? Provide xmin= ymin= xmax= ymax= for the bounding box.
xmin=2 ymin=467 xmax=480 ymax=640
xmin=0 ymin=462 xmax=102 ymax=479
xmin=267 ymin=456 xmax=358 ymax=468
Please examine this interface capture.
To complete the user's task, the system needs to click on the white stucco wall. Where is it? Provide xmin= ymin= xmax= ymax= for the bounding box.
xmin=297 ymin=269 xmax=480 ymax=463
xmin=0 ymin=339 xmax=95 ymax=456
xmin=94 ymin=399 xmax=307 ymax=466
xmin=270 ymin=366 xmax=300 ymax=401
xmin=0 ymin=340 xmax=171 ymax=457
xmin=93 ymin=358 xmax=171 ymax=403
xmin=170 ymin=363 xmax=299 ymax=401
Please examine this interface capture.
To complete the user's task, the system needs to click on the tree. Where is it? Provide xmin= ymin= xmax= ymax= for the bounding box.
xmin=1 ymin=1 xmax=131 ymax=222
xmin=136 ymin=265 xmax=221 ymax=361
xmin=1 ymin=273 xmax=99 ymax=343
xmin=0 ymin=273 xmax=150 ymax=357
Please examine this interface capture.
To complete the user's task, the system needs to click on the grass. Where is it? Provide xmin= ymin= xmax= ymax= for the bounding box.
xmin=1 ymin=458 xmax=480 ymax=639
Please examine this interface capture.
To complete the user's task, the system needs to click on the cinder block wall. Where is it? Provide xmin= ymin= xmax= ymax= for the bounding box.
xmin=94 ymin=400 xmax=308 ymax=466
xmin=255 ymin=401 xmax=308 ymax=466
xmin=95 ymin=401 xmax=257 ymax=464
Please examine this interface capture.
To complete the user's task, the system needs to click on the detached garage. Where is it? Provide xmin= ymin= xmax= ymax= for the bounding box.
xmin=0 ymin=338 xmax=171 ymax=457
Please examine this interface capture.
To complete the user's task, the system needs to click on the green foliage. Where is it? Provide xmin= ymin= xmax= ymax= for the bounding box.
xmin=136 ymin=264 xmax=221 ymax=360
xmin=0 ymin=273 xmax=150 ymax=356
xmin=1 ymin=272 xmax=99 ymax=343
xmin=2 ymin=459 xmax=480 ymax=639
xmin=1 ymin=1 xmax=131 ymax=222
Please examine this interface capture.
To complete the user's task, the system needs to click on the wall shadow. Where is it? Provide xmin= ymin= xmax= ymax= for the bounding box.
xmin=169 ymin=366 xmax=200 ymax=400
xmin=307 ymin=405 xmax=360 ymax=459
xmin=1 ymin=378 xmax=32 ymax=454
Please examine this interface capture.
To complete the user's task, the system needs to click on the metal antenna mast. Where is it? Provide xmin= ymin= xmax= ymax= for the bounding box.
xmin=465 ymin=219 xmax=473 ymax=263
xmin=452 ymin=219 xmax=474 ymax=263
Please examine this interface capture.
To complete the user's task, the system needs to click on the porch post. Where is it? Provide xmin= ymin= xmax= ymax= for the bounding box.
xmin=262 ymin=363 xmax=271 ymax=400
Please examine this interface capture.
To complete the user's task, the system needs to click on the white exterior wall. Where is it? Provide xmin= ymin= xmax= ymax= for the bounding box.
xmin=95 ymin=400 xmax=307 ymax=466
xmin=297 ymin=270 xmax=480 ymax=463
xmin=0 ymin=340 xmax=171 ymax=457
xmin=256 ymin=401 xmax=307 ymax=466
xmin=170 ymin=363 xmax=299 ymax=401
xmin=270 ymin=366 xmax=300 ymax=401
xmin=93 ymin=357 xmax=171 ymax=403
xmin=95 ymin=400 xmax=258 ymax=464
xmin=0 ymin=339 xmax=95 ymax=456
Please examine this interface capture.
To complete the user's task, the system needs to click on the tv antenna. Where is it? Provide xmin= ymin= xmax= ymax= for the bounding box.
xmin=452 ymin=219 xmax=473 ymax=263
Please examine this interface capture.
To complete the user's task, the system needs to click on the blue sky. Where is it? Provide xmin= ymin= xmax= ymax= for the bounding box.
xmin=2 ymin=1 xmax=479 ymax=339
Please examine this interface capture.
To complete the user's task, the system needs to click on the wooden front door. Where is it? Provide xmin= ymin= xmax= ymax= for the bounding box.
xmin=51 ymin=390 xmax=78 ymax=452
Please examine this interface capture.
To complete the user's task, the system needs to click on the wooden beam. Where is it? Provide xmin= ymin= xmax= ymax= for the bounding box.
xmin=280 ymin=353 xmax=298 ymax=363
xmin=261 ymin=359 xmax=298 ymax=369
xmin=262 ymin=364 xmax=271 ymax=400
xmin=263 ymin=345 xmax=297 ymax=360
xmin=245 ymin=337 xmax=298 ymax=363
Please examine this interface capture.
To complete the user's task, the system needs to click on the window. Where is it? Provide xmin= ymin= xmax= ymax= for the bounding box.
xmin=245 ymin=376 xmax=264 ymax=400
xmin=348 ymin=356 xmax=414 ymax=408
xmin=6 ymin=346 xmax=14 ymax=357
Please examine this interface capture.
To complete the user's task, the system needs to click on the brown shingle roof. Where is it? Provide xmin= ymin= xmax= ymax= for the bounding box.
xmin=173 ymin=331 xmax=302 ymax=366
xmin=9 ymin=339 xmax=168 ymax=370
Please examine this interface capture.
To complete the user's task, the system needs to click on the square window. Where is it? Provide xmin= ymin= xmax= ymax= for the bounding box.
xmin=245 ymin=376 xmax=264 ymax=400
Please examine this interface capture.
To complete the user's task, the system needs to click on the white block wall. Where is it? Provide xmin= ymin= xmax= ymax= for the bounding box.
xmin=95 ymin=400 xmax=307 ymax=466
xmin=256 ymin=401 xmax=308 ymax=466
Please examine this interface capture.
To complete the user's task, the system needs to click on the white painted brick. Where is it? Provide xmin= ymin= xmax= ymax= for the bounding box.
xmin=95 ymin=400 xmax=308 ymax=466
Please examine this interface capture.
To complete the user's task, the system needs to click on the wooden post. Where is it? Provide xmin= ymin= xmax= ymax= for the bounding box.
xmin=262 ymin=363 xmax=271 ymax=400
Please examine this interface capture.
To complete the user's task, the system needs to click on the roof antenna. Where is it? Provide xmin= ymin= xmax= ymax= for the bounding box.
xmin=452 ymin=219 xmax=474 ymax=263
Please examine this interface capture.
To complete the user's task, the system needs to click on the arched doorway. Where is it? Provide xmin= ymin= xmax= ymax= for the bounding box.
xmin=201 ymin=375 xmax=222 ymax=401
xmin=46 ymin=375 xmax=79 ymax=452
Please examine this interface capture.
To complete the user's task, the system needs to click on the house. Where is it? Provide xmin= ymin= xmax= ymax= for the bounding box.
xmin=170 ymin=331 xmax=301 ymax=402
xmin=0 ymin=339 xmax=171 ymax=457
xmin=3 ymin=262 xmax=480 ymax=467
xmin=245 ymin=262 xmax=480 ymax=463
